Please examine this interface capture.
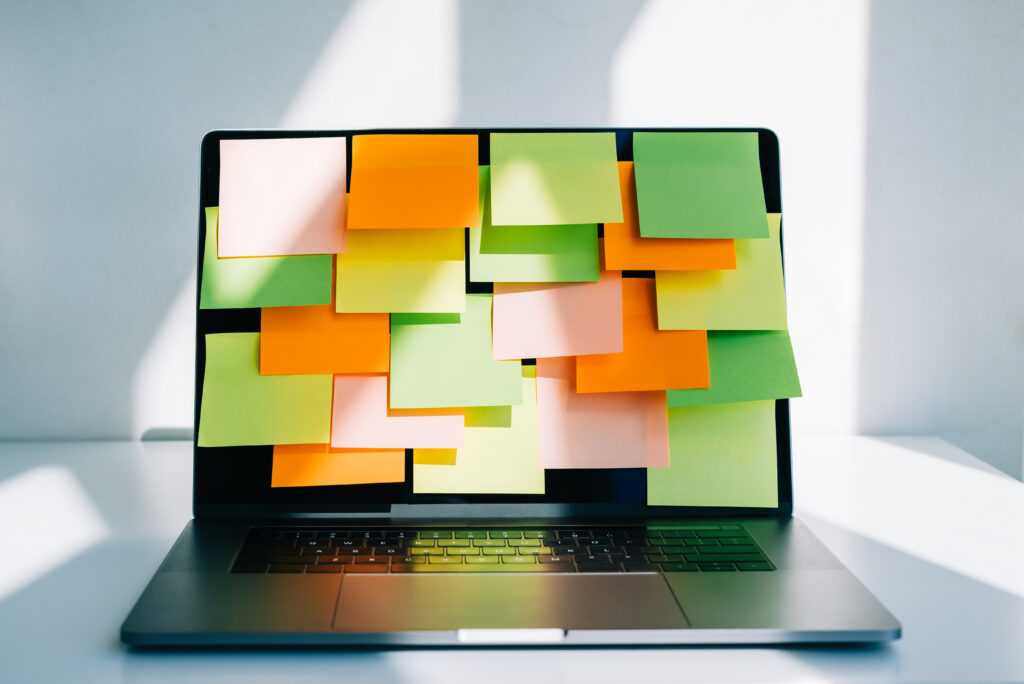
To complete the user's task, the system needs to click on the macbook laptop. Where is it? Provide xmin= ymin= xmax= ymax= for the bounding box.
xmin=121 ymin=127 xmax=900 ymax=646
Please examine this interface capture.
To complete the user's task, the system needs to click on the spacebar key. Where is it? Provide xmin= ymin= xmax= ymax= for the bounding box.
xmin=390 ymin=562 xmax=574 ymax=572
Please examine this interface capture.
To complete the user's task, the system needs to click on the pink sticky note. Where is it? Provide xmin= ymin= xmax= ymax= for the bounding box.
xmin=331 ymin=375 xmax=463 ymax=449
xmin=218 ymin=138 xmax=348 ymax=257
xmin=492 ymin=271 xmax=624 ymax=360
xmin=536 ymin=357 xmax=668 ymax=468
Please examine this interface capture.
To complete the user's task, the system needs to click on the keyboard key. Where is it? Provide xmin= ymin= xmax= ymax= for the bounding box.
xmin=720 ymin=537 xmax=754 ymax=546
xmin=556 ymin=530 xmax=591 ymax=539
xmin=481 ymin=547 xmax=516 ymax=555
xmin=688 ymin=553 xmax=764 ymax=563
xmin=488 ymin=530 xmax=522 ymax=539
xmin=407 ymin=539 xmax=436 ymax=547
xmin=383 ymin=530 xmax=416 ymax=540
xmin=317 ymin=557 xmax=353 ymax=565
xmin=501 ymin=555 xmax=536 ymax=564
xmin=429 ymin=555 xmax=463 ymax=564
xmin=522 ymin=530 xmax=555 ymax=539
xmin=622 ymin=563 xmax=659 ymax=573
xmin=645 ymin=554 xmax=669 ymax=563
xmin=395 ymin=556 xmax=425 ymax=564
xmin=472 ymin=539 xmax=508 ymax=547
xmin=737 ymin=562 xmax=773 ymax=571
xmin=551 ymin=546 xmax=587 ymax=555
xmin=454 ymin=530 xmax=488 ymax=539
xmin=346 ymin=564 xmax=389 ymax=573
xmin=437 ymin=539 xmax=471 ymax=547
xmin=336 ymin=547 xmax=368 ymax=556
xmin=409 ymin=547 xmax=444 ymax=556
xmin=335 ymin=539 xmax=363 ymax=548
xmin=660 ymin=562 xmax=699 ymax=572
xmin=268 ymin=564 xmax=306 ymax=573
xmin=538 ymin=555 xmax=572 ymax=563
xmin=445 ymin=547 xmax=481 ymax=556
xmin=698 ymin=545 xmax=759 ymax=555
xmin=697 ymin=529 xmax=748 ymax=538
xmin=232 ymin=564 xmax=267 ymax=573
xmin=659 ymin=538 xmax=685 ymax=547
xmin=662 ymin=530 xmax=697 ymax=538
xmin=307 ymin=564 xmax=343 ymax=573
xmin=516 ymin=547 xmax=551 ymax=555
xmin=420 ymin=531 xmax=453 ymax=540
xmin=507 ymin=539 xmax=540 ymax=547
xmin=464 ymin=555 xmax=500 ymax=564
xmin=374 ymin=547 xmax=405 ymax=556
xmin=698 ymin=562 xmax=737 ymax=571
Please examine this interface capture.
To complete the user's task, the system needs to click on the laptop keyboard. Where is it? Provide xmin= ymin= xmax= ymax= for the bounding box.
xmin=231 ymin=525 xmax=774 ymax=574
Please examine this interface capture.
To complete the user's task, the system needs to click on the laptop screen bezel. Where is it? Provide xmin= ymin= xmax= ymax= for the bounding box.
xmin=191 ymin=127 xmax=793 ymax=521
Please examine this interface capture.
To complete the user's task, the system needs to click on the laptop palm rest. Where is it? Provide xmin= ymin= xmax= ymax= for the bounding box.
xmin=333 ymin=574 xmax=689 ymax=632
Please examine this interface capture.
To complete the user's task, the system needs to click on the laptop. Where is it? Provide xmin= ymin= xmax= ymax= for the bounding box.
xmin=121 ymin=127 xmax=900 ymax=646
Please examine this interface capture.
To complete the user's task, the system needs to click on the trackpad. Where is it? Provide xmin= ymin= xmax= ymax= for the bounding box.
xmin=333 ymin=574 xmax=688 ymax=632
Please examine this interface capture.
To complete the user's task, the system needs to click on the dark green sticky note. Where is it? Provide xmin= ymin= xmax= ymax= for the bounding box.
xmin=199 ymin=207 xmax=332 ymax=309
xmin=634 ymin=132 xmax=770 ymax=239
xmin=666 ymin=331 xmax=800 ymax=408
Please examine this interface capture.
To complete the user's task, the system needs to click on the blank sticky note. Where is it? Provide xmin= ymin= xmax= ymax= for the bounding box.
xmin=413 ymin=369 xmax=545 ymax=494
xmin=464 ymin=405 xmax=512 ymax=428
xmin=576 ymin=278 xmax=709 ymax=393
xmin=390 ymin=294 xmax=523 ymax=409
xmin=271 ymin=444 xmax=405 ymax=487
xmin=199 ymin=207 xmax=332 ymax=309
xmin=347 ymin=134 xmax=479 ymax=229
xmin=218 ymin=137 xmax=347 ymax=257
xmin=198 ymin=333 xmax=332 ymax=447
xmin=536 ymin=357 xmax=668 ymax=469
xmin=655 ymin=214 xmax=786 ymax=330
xmin=470 ymin=166 xmax=599 ymax=283
xmin=647 ymin=401 xmax=778 ymax=508
xmin=331 ymin=375 xmax=463 ymax=449
xmin=634 ymin=132 xmax=769 ymax=239
xmin=336 ymin=227 xmax=465 ymax=313
xmin=603 ymin=162 xmax=736 ymax=271
xmin=260 ymin=306 xmax=389 ymax=375
xmin=492 ymin=271 xmax=623 ymax=360
xmin=412 ymin=449 xmax=457 ymax=466
xmin=490 ymin=132 xmax=623 ymax=226
xmin=667 ymin=331 xmax=801 ymax=408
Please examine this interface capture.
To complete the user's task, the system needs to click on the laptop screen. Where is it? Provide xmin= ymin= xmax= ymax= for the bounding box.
xmin=193 ymin=128 xmax=795 ymax=516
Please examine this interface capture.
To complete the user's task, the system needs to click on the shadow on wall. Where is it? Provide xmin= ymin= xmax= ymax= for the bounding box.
xmin=856 ymin=0 xmax=1024 ymax=477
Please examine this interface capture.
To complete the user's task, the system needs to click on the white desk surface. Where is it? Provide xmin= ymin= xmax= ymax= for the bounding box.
xmin=1 ymin=435 xmax=1022 ymax=683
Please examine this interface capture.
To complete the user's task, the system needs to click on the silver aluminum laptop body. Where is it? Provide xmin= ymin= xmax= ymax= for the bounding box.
xmin=121 ymin=128 xmax=900 ymax=647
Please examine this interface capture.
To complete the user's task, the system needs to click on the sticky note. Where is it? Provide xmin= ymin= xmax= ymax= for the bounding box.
xmin=667 ymin=331 xmax=801 ymax=407
xmin=271 ymin=444 xmax=405 ymax=487
xmin=536 ymin=357 xmax=668 ymax=469
xmin=197 ymin=333 xmax=332 ymax=446
xmin=413 ymin=369 xmax=545 ymax=494
xmin=413 ymin=449 xmax=457 ymax=466
xmin=492 ymin=271 xmax=623 ymax=360
xmin=490 ymin=132 xmax=623 ymax=226
xmin=260 ymin=306 xmax=389 ymax=375
xmin=347 ymin=134 xmax=478 ymax=229
xmin=390 ymin=294 xmax=523 ymax=409
xmin=655 ymin=214 xmax=786 ymax=330
xmin=199 ymin=208 xmax=332 ymax=309
xmin=603 ymin=162 xmax=736 ymax=271
xmin=217 ymin=137 xmax=347 ymax=257
xmin=336 ymin=227 xmax=465 ymax=313
xmin=576 ymin=278 xmax=709 ymax=393
xmin=647 ymin=401 xmax=778 ymax=508
xmin=470 ymin=167 xmax=599 ymax=283
xmin=464 ymin=406 xmax=512 ymax=428
xmin=634 ymin=132 xmax=769 ymax=239
xmin=331 ymin=375 xmax=463 ymax=449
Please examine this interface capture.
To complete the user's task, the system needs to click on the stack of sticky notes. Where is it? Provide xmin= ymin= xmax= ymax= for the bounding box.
xmin=196 ymin=131 xmax=800 ymax=508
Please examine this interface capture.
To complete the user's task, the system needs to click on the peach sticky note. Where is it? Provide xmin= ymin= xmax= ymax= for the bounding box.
xmin=492 ymin=271 xmax=623 ymax=360
xmin=347 ymin=134 xmax=479 ymax=229
xmin=261 ymin=306 xmax=389 ymax=375
xmin=603 ymin=162 xmax=736 ymax=271
xmin=331 ymin=374 xmax=463 ymax=449
xmin=536 ymin=357 xmax=668 ymax=469
xmin=272 ymin=444 xmax=405 ymax=487
xmin=218 ymin=137 xmax=347 ymax=257
xmin=576 ymin=278 xmax=709 ymax=393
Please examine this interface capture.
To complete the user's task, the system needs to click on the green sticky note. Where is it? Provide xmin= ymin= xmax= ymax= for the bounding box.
xmin=647 ymin=401 xmax=778 ymax=508
xmin=197 ymin=332 xmax=332 ymax=447
xmin=655 ymin=214 xmax=786 ymax=330
xmin=464 ymin=405 xmax=512 ymax=428
xmin=667 ymin=331 xmax=801 ymax=407
xmin=390 ymin=294 xmax=522 ymax=409
xmin=414 ymin=369 xmax=545 ymax=494
xmin=634 ymin=132 xmax=769 ymax=238
xmin=490 ymin=132 xmax=622 ymax=226
xmin=470 ymin=167 xmax=599 ymax=283
xmin=199 ymin=207 xmax=332 ymax=309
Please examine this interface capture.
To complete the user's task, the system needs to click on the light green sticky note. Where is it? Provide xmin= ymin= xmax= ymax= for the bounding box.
xmin=490 ymin=132 xmax=622 ymax=226
xmin=390 ymin=294 xmax=522 ymax=409
xmin=667 ymin=331 xmax=801 ymax=407
xmin=199 ymin=207 xmax=332 ymax=309
xmin=414 ymin=369 xmax=545 ymax=494
xmin=469 ymin=167 xmax=599 ymax=283
xmin=655 ymin=214 xmax=786 ymax=330
xmin=464 ymin=405 xmax=512 ymax=428
xmin=197 ymin=332 xmax=332 ymax=447
xmin=634 ymin=132 xmax=769 ymax=238
xmin=647 ymin=401 xmax=778 ymax=508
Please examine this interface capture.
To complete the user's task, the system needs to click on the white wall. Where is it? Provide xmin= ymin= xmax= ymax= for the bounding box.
xmin=1 ymin=1 xmax=1021 ymax=477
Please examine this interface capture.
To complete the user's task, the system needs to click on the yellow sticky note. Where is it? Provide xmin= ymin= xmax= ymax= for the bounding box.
xmin=413 ymin=369 xmax=545 ymax=494
xmin=412 ymin=449 xmax=458 ymax=466
xmin=336 ymin=227 xmax=465 ymax=313
xmin=655 ymin=214 xmax=786 ymax=330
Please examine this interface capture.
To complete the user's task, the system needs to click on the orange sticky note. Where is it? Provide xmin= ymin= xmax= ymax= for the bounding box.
xmin=271 ymin=444 xmax=405 ymax=487
xmin=260 ymin=306 xmax=389 ymax=375
xmin=603 ymin=162 xmax=736 ymax=271
xmin=536 ymin=357 xmax=668 ymax=468
xmin=576 ymin=278 xmax=709 ymax=392
xmin=348 ymin=135 xmax=479 ymax=229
